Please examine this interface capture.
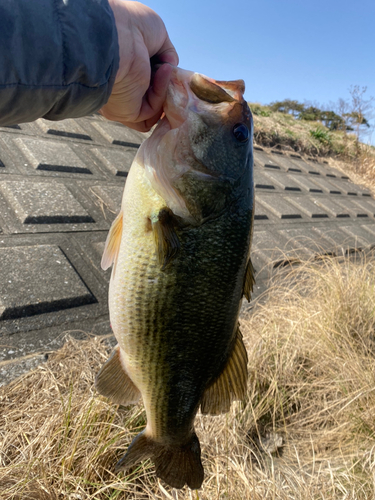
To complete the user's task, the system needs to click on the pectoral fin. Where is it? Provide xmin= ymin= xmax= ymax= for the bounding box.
xmin=95 ymin=345 xmax=140 ymax=405
xmin=151 ymin=208 xmax=180 ymax=270
xmin=243 ymin=259 xmax=255 ymax=302
xmin=200 ymin=326 xmax=248 ymax=415
xmin=101 ymin=211 xmax=123 ymax=272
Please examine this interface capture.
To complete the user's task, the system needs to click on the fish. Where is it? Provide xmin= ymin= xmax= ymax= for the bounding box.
xmin=95 ymin=67 xmax=255 ymax=490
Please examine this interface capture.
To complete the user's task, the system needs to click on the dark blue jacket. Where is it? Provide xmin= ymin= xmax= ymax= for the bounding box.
xmin=0 ymin=0 xmax=119 ymax=125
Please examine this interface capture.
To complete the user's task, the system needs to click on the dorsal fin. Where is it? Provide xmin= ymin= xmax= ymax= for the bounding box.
xmin=200 ymin=326 xmax=248 ymax=415
xmin=101 ymin=211 xmax=123 ymax=271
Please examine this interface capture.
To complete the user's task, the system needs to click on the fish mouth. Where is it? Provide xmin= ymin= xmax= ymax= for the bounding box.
xmin=163 ymin=67 xmax=246 ymax=129
xmin=139 ymin=68 xmax=249 ymax=221
xmin=163 ymin=68 xmax=195 ymax=129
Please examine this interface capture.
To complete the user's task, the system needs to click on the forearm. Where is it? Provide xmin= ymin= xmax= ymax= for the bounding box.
xmin=0 ymin=0 xmax=119 ymax=125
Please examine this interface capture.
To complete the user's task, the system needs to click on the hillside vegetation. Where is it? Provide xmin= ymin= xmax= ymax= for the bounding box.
xmin=249 ymin=100 xmax=375 ymax=193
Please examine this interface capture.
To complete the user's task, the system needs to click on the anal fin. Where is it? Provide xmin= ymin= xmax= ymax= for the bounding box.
xmin=243 ymin=259 xmax=255 ymax=302
xmin=95 ymin=345 xmax=140 ymax=405
xmin=200 ymin=326 xmax=248 ymax=415
xmin=151 ymin=207 xmax=180 ymax=270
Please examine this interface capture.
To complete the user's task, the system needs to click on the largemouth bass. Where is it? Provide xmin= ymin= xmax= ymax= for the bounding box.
xmin=96 ymin=67 xmax=254 ymax=489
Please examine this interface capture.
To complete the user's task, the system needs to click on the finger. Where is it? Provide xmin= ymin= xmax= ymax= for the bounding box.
xmin=116 ymin=114 xmax=161 ymax=133
xmin=156 ymin=35 xmax=179 ymax=66
xmin=135 ymin=63 xmax=172 ymax=123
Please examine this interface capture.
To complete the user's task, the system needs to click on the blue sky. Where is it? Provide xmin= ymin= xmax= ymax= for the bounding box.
xmin=145 ymin=0 xmax=375 ymax=142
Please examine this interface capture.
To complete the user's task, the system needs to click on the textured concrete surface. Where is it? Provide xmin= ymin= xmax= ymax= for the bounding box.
xmin=1 ymin=116 xmax=375 ymax=385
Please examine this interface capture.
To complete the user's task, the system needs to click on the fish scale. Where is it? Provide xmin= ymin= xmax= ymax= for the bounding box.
xmin=114 ymin=195 xmax=251 ymax=439
xmin=96 ymin=67 xmax=254 ymax=489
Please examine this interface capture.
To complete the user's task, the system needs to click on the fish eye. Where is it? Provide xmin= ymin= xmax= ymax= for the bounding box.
xmin=233 ymin=123 xmax=249 ymax=143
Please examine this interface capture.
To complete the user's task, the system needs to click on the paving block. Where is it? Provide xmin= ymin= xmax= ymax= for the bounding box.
xmin=257 ymin=195 xmax=303 ymax=219
xmin=292 ymin=175 xmax=324 ymax=193
xmin=14 ymin=137 xmax=92 ymax=174
xmin=92 ymin=121 xmax=143 ymax=148
xmin=0 ymin=181 xmax=94 ymax=224
xmin=340 ymin=225 xmax=375 ymax=245
xmin=90 ymin=185 xmax=124 ymax=214
xmin=0 ymin=353 xmax=48 ymax=386
xmin=252 ymin=229 xmax=289 ymax=266
xmin=254 ymin=150 xmax=283 ymax=170
xmin=313 ymin=226 xmax=365 ymax=252
xmin=351 ymin=197 xmax=375 ymax=217
xmin=254 ymin=170 xmax=276 ymax=190
xmin=36 ymin=118 xmax=92 ymax=141
xmin=91 ymin=147 xmax=136 ymax=177
xmin=263 ymin=171 xmax=302 ymax=191
xmin=314 ymin=198 xmax=351 ymax=218
xmin=0 ymin=245 xmax=95 ymax=320
xmin=325 ymin=178 xmax=359 ymax=195
xmin=279 ymin=227 xmax=334 ymax=255
xmin=279 ymin=228 xmax=319 ymax=258
xmin=333 ymin=197 xmax=370 ymax=218
xmin=288 ymin=157 xmax=320 ymax=175
xmin=307 ymin=176 xmax=343 ymax=194
xmin=285 ymin=196 xmax=329 ymax=218
xmin=361 ymin=225 xmax=375 ymax=237
xmin=254 ymin=198 xmax=271 ymax=221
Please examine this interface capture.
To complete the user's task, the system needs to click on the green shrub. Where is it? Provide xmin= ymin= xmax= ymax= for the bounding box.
xmin=310 ymin=126 xmax=332 ymax=145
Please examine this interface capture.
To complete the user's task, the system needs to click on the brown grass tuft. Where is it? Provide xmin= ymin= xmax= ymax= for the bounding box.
xmin=1 ymin=255 xmax=375 ymax=498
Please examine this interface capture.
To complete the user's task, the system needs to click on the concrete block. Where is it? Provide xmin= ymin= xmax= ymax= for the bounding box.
xmin=91 ymin=147 xmax=136 ymax=177
xmin=254 ymin=170 xmax=276 ymax=190
xmin=91 ymin=185 xmax=124 ymax=214
xmin=0 ymin=181 xmax=94 ymax=224
xmin=92 ymin=121 xmax=144 ymax=148
xmin=0 ymin=245 xmax=95 ymax=320
xmin=285 ymin=196 xmax=329 ymax=218
xmin=264 ymin=171 xmax=302 ymax=191
xmin=36 ymin=118 xmax=92 ymax=141
xmin=314 ymin=198 xmax=351 ymax=218
xmin=257 ymin=195 xmax=303 ymax=219
xmin=14 ymin=137 xmax=92 ymax=174
xmin=292 ymin=175 xmax=324 ymax=193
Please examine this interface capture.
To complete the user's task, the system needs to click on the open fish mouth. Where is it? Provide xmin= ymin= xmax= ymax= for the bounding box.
xmin=163 ymin=67 xmax=246 ymax=129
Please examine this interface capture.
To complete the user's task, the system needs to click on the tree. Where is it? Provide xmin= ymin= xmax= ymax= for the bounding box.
xmin=345 ymin=86 xmax=374 ymax=140
xmin=268 ymin=99 xmax=304 ymax=117
xmin=299 ymin=106 xmax=321 ymax=122
xmin=320 ymin=110 xmax=346 ymax=131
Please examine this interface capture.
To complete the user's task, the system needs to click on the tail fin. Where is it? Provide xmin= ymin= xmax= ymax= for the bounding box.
xmin=116 ymin=430 xmax=204 ymax=489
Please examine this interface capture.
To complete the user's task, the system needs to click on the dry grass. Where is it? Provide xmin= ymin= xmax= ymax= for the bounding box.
xmin=249 ymin=103 xmax=375 ymax=196
xmin=249 ymin=104 xmax=358 ymax=158
xmin=1 ymin=255 xmax=375 ymax=499
xmin=336 ymin=145 xmax=375 ymax=195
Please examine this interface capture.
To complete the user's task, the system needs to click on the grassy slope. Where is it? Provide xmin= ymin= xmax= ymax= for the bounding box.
xmin=250 ymin=103 xmax=375 ymax=194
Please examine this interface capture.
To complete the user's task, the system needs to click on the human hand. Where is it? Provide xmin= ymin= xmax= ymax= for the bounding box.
xmin=100 ymin=0 xmax=179 ymax=132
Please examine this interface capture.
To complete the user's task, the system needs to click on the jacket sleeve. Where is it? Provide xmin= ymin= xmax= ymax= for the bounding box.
xmin=0 ymin=0 xmax=119 ymax=125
